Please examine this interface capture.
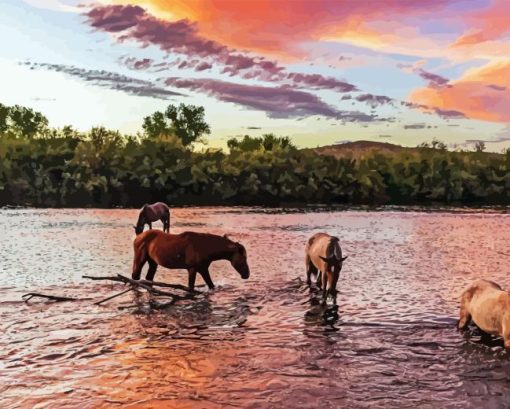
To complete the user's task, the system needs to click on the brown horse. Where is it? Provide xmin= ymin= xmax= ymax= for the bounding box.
xmin=132 ymin=230 xmax=250 ymax=291
xmin=134 ymin=202 xmax=170 ymax=235
xmin=305 ymin=232 xmax=348 ymax=305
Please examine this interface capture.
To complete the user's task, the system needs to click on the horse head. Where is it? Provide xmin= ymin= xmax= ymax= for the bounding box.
xmin=226 ymin=237 xmax=250 ymax=279
xmin=319 ymin=255 xmax=348 ymax=273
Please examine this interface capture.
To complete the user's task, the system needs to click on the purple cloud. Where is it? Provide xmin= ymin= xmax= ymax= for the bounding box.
xmin=120 ymin=57 xmax=154 ymax=70
xmin=286 ymin=73 xmax=357 ymax=93
xmin=404 ymin=123 xmax=426 ymax=129
xmin=24 ymin=62 xmax=183 ymax=99
xmin=355 ymin=93 xmax=394 ymax=108
xmin=398 ymin=63 xmax=451 ymax=89
xmin=434 ymin=108 xmax=466 ymax=119
xmin=84 ymin=5 xmax=357 ymax=94
xmin=417 ymin=69 xmax=451 ymax=88
xmin=86 ymin=5 xmax=144 ymax=32
xmin=165 ymin=77 xmax=375 ymax=121
xmin=487 ymin=84 xmax=506 ymax=91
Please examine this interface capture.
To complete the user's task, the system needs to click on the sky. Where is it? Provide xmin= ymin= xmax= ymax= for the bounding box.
xmin=1 ymin=0 xmax=509 ymax=150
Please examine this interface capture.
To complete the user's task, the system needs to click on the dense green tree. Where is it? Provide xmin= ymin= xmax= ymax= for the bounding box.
xmin=143 ymin=103 xmax=210 ymax=145
xmin=8 ymin=105 xmax=49 ymax=137
xmin=2 ymin=101 xmax=510 ymax=207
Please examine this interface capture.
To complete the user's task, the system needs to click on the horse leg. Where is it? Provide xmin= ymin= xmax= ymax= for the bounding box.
xmin=330 ymin=272 xmax=340 ymax=306
xmin=131 ymin=249 xmax=147 ymax=280
xmin=199 ymin=268 xmax=215 ymax=290
xmin=145 ymin=258 xmax=158 ymax=282
xmin=316 ymin=271 xmax=322 ymax=289
xmin=321 ymin=271 xmax=330 ymax=305
xmin=148 ymin=222 xmax=152 ymax=230
xmin=187 ymin=268 xmax=197 ymax=292
xmin=458 ymin=305 xmax=471 ymax=330
xmin=305 ymin=256 xmax=316 ymax=286
xmin=458 ymin=292 xmax=472 ymax=330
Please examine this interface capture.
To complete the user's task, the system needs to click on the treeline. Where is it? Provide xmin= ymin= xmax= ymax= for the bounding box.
xmin=1 ymin=102 xmax=510 ymax=207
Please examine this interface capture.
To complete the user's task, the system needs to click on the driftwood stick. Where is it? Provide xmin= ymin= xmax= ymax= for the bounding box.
xmin=94 ymin=288 xmax=133 ymax=305
xmin=24 ymin=274 xmax=197 ymax=306
xmin=82 ymin=275 xmax=127 ymax=283
xmin=82 ymin=275 xmax=198 ymax=293
xmin=22 ymin=293 xmax=80 ymax=302
xmin=114 ymin=274 xmax=182 ymax=298
xmin=137 ymin=279 xmax=198 ymax=293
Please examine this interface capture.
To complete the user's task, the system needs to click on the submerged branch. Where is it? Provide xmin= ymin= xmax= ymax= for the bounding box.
xmin=22 ymin=293 xmax=81 ymax=302
xmin=22 ymin=275 xmax=197 ymax=309
xmin=94 ymin=288 xmax=133 ymax=305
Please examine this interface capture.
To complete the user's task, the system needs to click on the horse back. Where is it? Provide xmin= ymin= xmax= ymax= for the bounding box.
xmin=306 ymin=232 xmax=341 ymax=270
xmin=143 ymin=202 xmax=170 ymax=221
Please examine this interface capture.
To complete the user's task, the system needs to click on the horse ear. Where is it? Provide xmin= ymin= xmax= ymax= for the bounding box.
xmin=341 ymin=256 xmax=348 ymax=262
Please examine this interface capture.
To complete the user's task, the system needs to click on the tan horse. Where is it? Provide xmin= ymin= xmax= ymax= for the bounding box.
xmin=459 ymin=279 xmax=510 ymax=348
xmin=305 ymin=232 xmax=347 ymax=304
xmin=132 ymin=230 xmax=250 ymax=291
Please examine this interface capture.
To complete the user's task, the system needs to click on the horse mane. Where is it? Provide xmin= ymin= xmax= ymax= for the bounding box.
xmin=326 ymin=236 xmax=341 ymax=259
xmin=136 ymin=204 xmax=148 ymax=226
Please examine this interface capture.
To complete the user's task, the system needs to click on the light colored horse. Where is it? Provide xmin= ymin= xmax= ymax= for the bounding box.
xmin=134 ymin=202 xmax=170 ymax=235
xmin=305 ymin=232 xmax=347 ymax=305
xmin=459 ymin=279 xmax=510 ymax=348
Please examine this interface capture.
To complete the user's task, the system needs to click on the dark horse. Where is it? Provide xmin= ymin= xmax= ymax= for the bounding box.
xmin=132 ymin=230 xmax=250 ymax=291
xmin=134 ymin=202 xmax=170 ymax=235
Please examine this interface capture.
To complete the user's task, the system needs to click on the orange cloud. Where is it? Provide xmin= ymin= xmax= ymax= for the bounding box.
xmin=410 ymin=61 xmax=510 ymax=123
xmin=107 ymin=0 xmax=453 ymax=59
xmin=452 ymin=0 xmax=510 ymax=47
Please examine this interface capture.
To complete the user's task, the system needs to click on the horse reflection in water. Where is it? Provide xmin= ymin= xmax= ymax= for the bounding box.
xmin=132 ymin=230 xmax=250 ymax=291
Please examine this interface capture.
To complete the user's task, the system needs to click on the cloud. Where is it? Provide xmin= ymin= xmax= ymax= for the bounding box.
xmin=24 ymin=62 xmax=183 ymax=99
xmin=117 ymin=0 xmax=460 ymax=59
xmin=355 ymin=93 xmax=394 ymax=108
xmin=286 ymin=73 xmax=357 ymax=93
xmin=433 ymin=108 xmax=466 ymax=119
xmin=164 ymin=77 xmax=375 ymax=121
xmin=404 ymin=123 xmax=426 ymax=129
xmin=416 ymin=69 xmax=450 ymax=89
xmin=451 ymin=0 xmax=510 ymax=47
xmin=84 ymin=5 xmax=357 ymax=94
xmin=120 ymin=57 xmax=154 ymax=70
xmin=410 ymin=60 xmax=510 ymax=123
xmin=398 ymin=63 xmax=450 ymax=88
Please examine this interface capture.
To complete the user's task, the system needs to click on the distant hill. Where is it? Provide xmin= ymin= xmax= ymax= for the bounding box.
xmin=308 ymin=140 xmax=504 ymax=160
xmin=307 ymin=140 xmax=418 ymax=159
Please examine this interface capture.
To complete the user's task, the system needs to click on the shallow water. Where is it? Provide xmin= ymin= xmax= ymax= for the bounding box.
xmin=1 ymin=207 xmax=510 ymax=408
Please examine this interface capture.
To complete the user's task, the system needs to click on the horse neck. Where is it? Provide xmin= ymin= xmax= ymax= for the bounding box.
xmin=326 ymin=238 xmax=340 ymax=259
xmin=207 ymin=239 xmax=235 ymax=262
xmin=136 ymin=208 xmax=147 ymax=227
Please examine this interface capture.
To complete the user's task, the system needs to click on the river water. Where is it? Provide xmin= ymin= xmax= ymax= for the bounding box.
xmin=1 ymin=207 xmax=510 ymax=408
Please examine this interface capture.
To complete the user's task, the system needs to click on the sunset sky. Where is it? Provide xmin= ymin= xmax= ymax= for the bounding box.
xmin=1 ymin=0 xmax=509 ymax=150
